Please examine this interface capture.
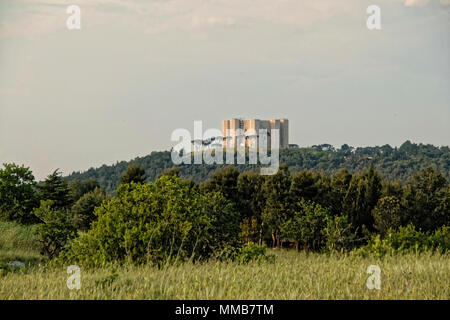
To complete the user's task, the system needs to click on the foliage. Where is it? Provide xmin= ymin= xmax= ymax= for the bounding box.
xmin=355 ymin=225 xmax=449 ymax=258
xmin=61 ymin=166 xmax=449 ymax=259
xmin=70 ymin=187 xmax=107 ymax=231
xmin=342 ymin=164 xmax=382 ymax=234
xmin=39 ymin=169 xmax=72 ymax=210
xmin=0 ymin=163 xmax=39 ymax=224
xmin=68 ymin=179 xmax=100 ymax=203
xmin=201 ymin=191 xmax=242 ymax=259
xmin=200 ymin=166 xmax=240 ymax=206
xmin=236 ymin=243 xmax=275 ymax=264
xmin=56 ymin=176 xmax=241 ymax=267
xmin=237 ymin=172 xmax=265 ymax=244
xmin=281 ymin=200 xmax=328 ymax=251
xmin=65 ymin=141 xmax=450 ymax=194
xmin=322 ymin=215 xmax=359 ymax=253
xmin=120 ymin=164 xmax=146 ymax=185
xmin=372 ymin=196 xmax=402 ymax=236
xmin=402 ymin=167 xmax=449 ymax=231
xmin=2 ymin=152 xmax=449 ymax=268
xmin=33 ymin=200 xmax=77 ymax=259
xmin=262 ymin=165 xmax=292 ymax=248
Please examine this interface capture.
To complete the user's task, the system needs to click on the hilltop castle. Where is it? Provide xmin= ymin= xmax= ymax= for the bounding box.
xmin=222 ymin=118 xmax=289 ymax=149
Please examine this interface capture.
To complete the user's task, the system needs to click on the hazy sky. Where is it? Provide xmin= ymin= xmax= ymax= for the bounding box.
xmin=0 ymin=0 xmax=449 ymax=180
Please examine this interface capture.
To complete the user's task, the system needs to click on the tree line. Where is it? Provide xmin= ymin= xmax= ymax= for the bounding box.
xmin=66 ymin=141 xmax=450 ymax=194
xmin=0 ymin=160 xmax=448 ymax=265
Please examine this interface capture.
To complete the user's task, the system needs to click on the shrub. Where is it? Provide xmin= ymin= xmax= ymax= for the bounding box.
xmin=281 ymin=200 xmax=328 ymax=251
xmin=70 ymin=187 xmax=107 ymax=231
xmin=322 ymin=215 xmax=359 ymax=253
xmin=0 ymin=163 xmax=39 ymax=224
xmin=429 ymin=226 xmax=450 ymax=252
xmin=33 ymin=200 xmax=77 ymax=259
xmin=384 ymin=224 xmax=429 ymax=252
xmin=236 ymin=243 xmax=275 ymax=264
xmin=354 ymin=225 xmax=449 ymax=258
xmin=372 ymin=196 xmax=402 ymax=236
xmin=56 ymin=176 xmax=241 ymax=267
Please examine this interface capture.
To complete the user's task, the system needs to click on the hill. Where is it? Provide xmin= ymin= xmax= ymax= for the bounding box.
xmin=66 ymin=141 xmax=450 ymax=194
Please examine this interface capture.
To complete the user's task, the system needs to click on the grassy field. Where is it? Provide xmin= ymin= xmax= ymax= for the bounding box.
xmin=0 ymin=221 xmax=43 ymax=267
xmin=0 ymin=221 xmax=448 ymax=299
xmin=0 ymin=247 xmax=448 ymax=299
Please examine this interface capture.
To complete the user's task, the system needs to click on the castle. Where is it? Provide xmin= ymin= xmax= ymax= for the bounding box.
xmin=222 ymin=118 xmax=289 ymax=149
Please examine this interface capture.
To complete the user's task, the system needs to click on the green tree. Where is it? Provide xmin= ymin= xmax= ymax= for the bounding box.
xmin=39 ymin=169 xmax=72 ymax=210
xmin=329 ymin=169 xmax=352 ymax=215
xmin=120 ymin=164 xmax=146 ymax=184
xmin=342 ymin=164 xmax=382 ymax=234
xmin=57 ymin=175 xmax=240 ymax=266
xmin=262 ymin=165 xmax=291 ymax=248
xmin=372 ymin=196 xmax=402 ymax=237
xmin=200 ymin=166 xmax=240 ymax=206
xmin=0 ymin=163 xmax=39 ymax=224
xmin=322 ymin=215 xmax=358 ymax=252
xmin=202 ymin=191 xmax=241 ymax=259
xmin=290 ymin=170 xmax=319 ymax=202
xmin=290 ymin=170 xmax=333 ymax=215
xmin=403 ymin=167 xmax=449 ymax=231
xmin=33 ymin=200 xmax=77 ymax=259
xmin=158 ymin=167 xmax=181 ymax=178
xmin=281 ymin=200 xmax=328 ymax=251
xmin=68 ymin=179 xmax=100 ymax=203
xmin=237 ymin=171 xmax=265 ymax=244
xmin=64 ymin=142 xmax=450 ymax=194
xmin=382 ymin=180 xmax=404 ymax=199
xmin=70 ymin=187 xmax=107 ymax=231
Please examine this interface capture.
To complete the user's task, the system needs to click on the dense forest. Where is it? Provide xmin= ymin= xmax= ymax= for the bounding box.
xmin=66 ymin=141 xmax=450 ymax=194
xmin=1 ymin=159 xmax=448 ymax=266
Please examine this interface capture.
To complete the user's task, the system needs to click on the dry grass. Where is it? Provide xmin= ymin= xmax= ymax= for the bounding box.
xmin=0 ymin=250 xmax=448 ymax=300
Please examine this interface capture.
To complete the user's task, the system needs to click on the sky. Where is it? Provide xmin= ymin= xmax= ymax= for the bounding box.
xmin=0 ymin=0 xmax=449 ymax=180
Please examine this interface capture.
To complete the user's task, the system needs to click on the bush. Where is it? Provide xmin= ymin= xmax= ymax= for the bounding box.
xmin=384 ymin=224 xmax=428 ymax=252
xmin=236 ymin=243 xmax=275 ymax=264
xmin=70 ymin=187 xmax=107 ymax=231
xmin=372 ymin=196 xmax=402 ymax=236
xmin=33 ymin=201 xmax=77 ymax=259
xmin=281 ymin=200 xmax=328 ymax=251
xmin=354 ymin=225 xmax=449 ymax=258
xmin=430 ymin=226 xmax=450 ymax=252
xmin=0 ymin=163 xmax=39 ymax=224
xmin=56 ymin=176 xmax=241 ymax=267
xmin=322 ymin=215 xmax=359 ymax=253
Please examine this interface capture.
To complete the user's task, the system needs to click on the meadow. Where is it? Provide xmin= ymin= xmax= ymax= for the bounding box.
xmin=0 ymin=221 xmax=448 ymax=300
xmin=0 ymin=221 xmax=43 ymax=267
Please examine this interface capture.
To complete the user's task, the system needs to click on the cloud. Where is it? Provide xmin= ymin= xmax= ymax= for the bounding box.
xmin=1 ymin=0 xmax=448 ymax=39
xmin=0 ymin=0 xmax=359 ymax=38
xmin=402 ymin=0 xmax=450 ymax=6
xmin=403 ymin=0 xmax=430 ymax=6
xmin=190 ymin=16 xmax=236 ymax=29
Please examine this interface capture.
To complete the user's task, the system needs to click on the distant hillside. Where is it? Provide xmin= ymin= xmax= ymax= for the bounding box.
xmin=66 ymin=141 xmax=450 ymax=194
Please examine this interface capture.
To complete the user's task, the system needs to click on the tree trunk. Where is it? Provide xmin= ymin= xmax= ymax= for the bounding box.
xmin=276 ymin=231 xmax=280 ymax=248
xmin=259 ymin=222 xmax=264 ymax=246
xmin=272 ymin=232 xmax=276 ymax=248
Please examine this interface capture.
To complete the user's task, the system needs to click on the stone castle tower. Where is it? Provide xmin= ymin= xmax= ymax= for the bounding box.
xmin=222 ymin=118 xmax=289 ymax=149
